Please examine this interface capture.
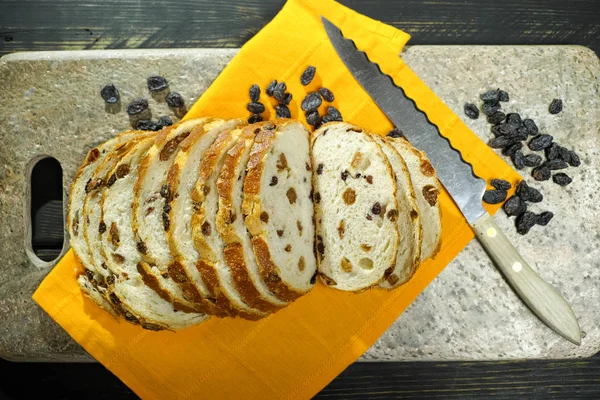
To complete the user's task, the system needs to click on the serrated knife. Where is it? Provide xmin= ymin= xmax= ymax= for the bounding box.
xmin=321 ymin=16 xmax=581 ymax=345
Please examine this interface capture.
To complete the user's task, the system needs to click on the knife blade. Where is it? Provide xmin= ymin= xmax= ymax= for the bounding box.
xmin=321 ymin=16 xmax=581 ymax=345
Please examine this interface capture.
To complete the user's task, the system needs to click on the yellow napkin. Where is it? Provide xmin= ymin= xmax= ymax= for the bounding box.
xmin=33 ymin=0 xmax=521 ymax=398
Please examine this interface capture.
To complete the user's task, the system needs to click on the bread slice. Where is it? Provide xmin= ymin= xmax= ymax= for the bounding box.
xmin=165 ymin=118 xmax=243 ymax=317
xmin=132 ymin=118 xmax=212 ymax=313
xmin=192 ymin=127 xmax=267 ymax=320
xmin=387 ymin=137 xmax=442 ymax=261
xmin=371 ymin=135 xmax=423 ymax=289
xmin=311 ymin=122 xmax=400 ymax=291
xmin=215 ymin=125 xmax=288 ymax=314
xmin=242 ymin=120 xmax=317 ymax=301
xmin=100 ymin=134 xmax=207 ymax=330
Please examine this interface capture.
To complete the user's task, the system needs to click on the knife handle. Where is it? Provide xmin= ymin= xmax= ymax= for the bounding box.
xmin=472 ymin=212 xmax=581 ymax=345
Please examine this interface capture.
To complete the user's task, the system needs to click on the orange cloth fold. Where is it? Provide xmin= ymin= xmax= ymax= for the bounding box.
xmin=33 ymin=0 xmax=520 ymax=398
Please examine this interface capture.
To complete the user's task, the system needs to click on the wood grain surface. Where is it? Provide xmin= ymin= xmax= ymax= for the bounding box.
xmin=0 ymin=0 xmax=599 ymax=56
xmin=2 ymin=0 xmax=599 ymax=398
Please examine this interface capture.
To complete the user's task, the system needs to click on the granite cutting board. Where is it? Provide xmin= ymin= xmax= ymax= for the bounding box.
xmin=0 ymin=46 xmax=599 ymax=362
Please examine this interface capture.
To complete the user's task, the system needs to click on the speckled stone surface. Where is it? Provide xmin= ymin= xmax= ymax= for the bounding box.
xmin=0 ymin=47 xmax=598 ymax=362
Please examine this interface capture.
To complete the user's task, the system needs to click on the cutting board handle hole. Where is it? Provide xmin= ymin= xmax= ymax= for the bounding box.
xmin=25 ymin=156 xmax=66 ymax=267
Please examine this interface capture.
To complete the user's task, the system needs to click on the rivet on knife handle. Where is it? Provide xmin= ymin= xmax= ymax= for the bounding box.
xmin=472 ymin=212 xmax=581 ymax=345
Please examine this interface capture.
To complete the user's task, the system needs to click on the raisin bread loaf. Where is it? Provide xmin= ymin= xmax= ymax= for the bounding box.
xmin=99 ymin=134 xmax=207 ymax=330
xmin=371 ymin=135 xmax=423 ymax=289
xmin=216 ymin=125 xmax=287 ymax=314
xmin=311 ymin=122 xmax=400 ymax=291
xmin=387 ymin=137 xmax=442 ymax=261
xmin=165 ymin=118 xmax=243 ymax=317
xmin=192 ymin=127 xmax=267 ymax=320
xmin=133 ymin=118 xmax=212 ymax=313
xmin=242 ymin=120 xmax=317 ymax=301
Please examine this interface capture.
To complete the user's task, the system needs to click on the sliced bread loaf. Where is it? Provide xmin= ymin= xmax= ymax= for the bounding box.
xmin=371 ymin=134 xmax=423 ymax=289
xmin=133 ymin=118 xmax=212 ymax=313
xmin=216 ymin=125 xmax=287 ymax=314
xmin=165 ymin=118 xmax=243 ymax=317
xmin=242 ymin=120 xmax=317 ymax=301
xmin=311 ymin=122 xmax=400 ymax=291
xmin=100 ymin=134 xmax=207 ymax=330
xmin=192 ymin=127 xmax=267 ymax=320
xmin=386 ymin=137 xmax=442 ymax=261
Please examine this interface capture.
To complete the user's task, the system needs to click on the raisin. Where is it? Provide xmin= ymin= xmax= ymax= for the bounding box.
xmin=273 ymin=82 xmax=287 ymax=101
xmin=506 ymin=113 xmax=522 ymax=127
xmin=511 ymin=151 xmax=525 ymax=169
xmin=316 ymin=163 xmax=323 ymax=174
xmin=126 ymin=99 xmax=149 ymax=115
xmin=544 ymin=158 xmax=568 ymax=170
xmin=549 ymin=98 xmax=563 ymax=114
xmin=523 ymin=153 xmax=542 ymax=167
xmin=491 ymin=122 xmax=514 ymax=137
xmin=269 ymin=176 xmax=278 ymax=186
xmin=277 ymin=229 xmax=284 ymax=237
xmin=284 ymin=244 xmax=292 ymax=252
xmin=115 ymin=164 xmax=130 ymax=179
xmin=300 ymin=66 xmax=316 ymax=85
xmin=501 ymin=142 xmax=523 ymax=157
xmin=100 ymin=83 xmax=119 ymax=104
xmin=306 ymin=110 xmax=320 ymax=127
xmin=371 ymin=202 xmax=381 ymax=215
xmin=248 ymin=114 xmax=263 ymax=124
xmin=98 ymin=221 xmax=107 ymax=234
xmin=319 ymin=87 xmax=335 ymax=102
xmin=516 ymin=181 xmax=543 ymax=203
xmin=487 ymin=111 xmax=506 ymax=125
xmin=489 ymin=135 xmax=519 ymax=149
xmin=537 ymin=211 xmax=554 ymax=226
xmin=246 ymin=102 xmax=265 ymax=114
xmin=280 ymin=92 xmax=292 ymax=106
xmin=201 ymin=221 xmax=211 ymax=235
xmin=147 ymin=75 xmax=169 ymax=92
xmin=515 ymin=127 xmax=529 ymax=140
xmin=464 ymin=103 xmax=479 ymax=119
xmin=275 ymin=104 xmax=291 ymax=118
xmin=528 ymin=134 xmax=553 ymax=151
xmin=387 ymin=128 xmax=404 ymax=138
xmin=481 ymin=90 xmax=500 ymax=102
xmin=326 ymin=106 xmax=342 ymax=122
xmin=503 ymin=195 xmax=527 ymax=217
xmin=136 ymin=240 xmax=148 ymax=255
xmin=266 ymin=80 xmax=277 ymax=96
xmin=491 ymin=179 xmax=511 ymax=190
xmin=249 ymin=84 xmax=261 ymax=102
xmin=321 ymin=115 xmax=334 ymax=124
xmin=136 ymin=119 xmax=160 ymax=131
xmin=522 ymin=118 xmax=538 ymax=136
xmin=568 ymin=151 xmax=581 ymax=167
xmin=366 ymin=175 xmax=373 ymax=184
xmin=483 ymin=102 xmax=501 ymax=116
xmin=516 ymin=211 xmax=539 ymax=235
xmin=157 ymin=115 xmax=173 ymax=128
xmin=552 ymin=172 xmax=572 ymax=186
xmin=286 ymin=187 xmax=297 ymax=204
xmin=341 ymin=170 xmax=349 ymax=181
xmin=483 ymin=189 xmax=507 ymax=204
xmin=166 ymin=92 xmax=185 ymax=108
xmin=260 ymin=211 xmax=269 ymax=223
xmin=498 ymin=90 xmax=509 ymax=102
xmin=532 ymin=165 xmax=551 ymax=181
xmin=301 ymin=92 xmax=322 ymax=112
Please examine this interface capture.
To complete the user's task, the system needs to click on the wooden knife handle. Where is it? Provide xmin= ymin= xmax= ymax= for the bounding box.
xmin=472 ymin=212 xmax=581 ymax=345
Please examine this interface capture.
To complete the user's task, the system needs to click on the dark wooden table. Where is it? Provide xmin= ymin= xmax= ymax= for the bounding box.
xmin=1 ymin=0 xmax=599 ymax=399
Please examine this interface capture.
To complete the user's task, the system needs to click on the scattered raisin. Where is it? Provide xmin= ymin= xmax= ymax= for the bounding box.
xmin=249 ymin=84 xmax=261 ymax=102
xmin=301 ymin=92 xmax=322 ymax=112
xmin=522 ymin=118 xmax=538 ymax=136
xmin=136 ymin=119 xmax=159 ymax=131
xmin=284 ymin=244 xmax=292 ymax=252
xmin=126 ymin=99 xmax=149 ymax=115
xmin=483 ymin=190 xmax=507 ymax=204
xmin=501 ymin=142 xmax=523 ymax=157
xmin=147 ymin=76 xmax=169 ymax=92
xmin=492 ymin=122 xmax=515 ymax=137
xmin=552 ymin=172 xmax=572 ymax=186
xmin=275 ymin=104 xmax=291 ymax=118
xmin=528 ymin=134 xmax=553 ymax=151
xmin=306 ymin=110 xmax=320 ymax=126
xmin=483 ymin=102 xmax=501 ymax=116
xmin=487 ymin=111 xmax=506 ymax=125
xmin=98 ymin=221 xmax=107 ymax=234
xmin=516 ymin=181 xmax=543 ymax=203
xmin=260 ymin=211 xmax=269 ymax=223
xmin=536 ymin=211 xmax=554 ymax=226
xmin=506 ymin=113 xmax=522 ymax=127
xmin=266 ymin=80 xmax=277 ymax=96
xmin=319 ymin=87 xmax=335 ymax=102
xmin=532 ymin=165 xmax=551 ymax=181
xmin=316 ymin=163 xmax=324 ymax=175
xmin=489 ymin=135 xmax=519 ymax=149
xmin=100 ymin=84 xmax=119 ymax=104
xmin=166 ymin=92 xmax=185 ymax=108
xmin=490 ymin=179 xmax=511 ymax=190
xmin=325 ymin=106 xmax=342 ymax=122
xmin=341 ymin=170 xmax=349 ymax=181
xmin=481 ymin=90 xmax=500 ymax=102
xmin=516 ymin=211 xmax=539 ymax=235
xmin=512 ymin=150 xmax=525 ymax=170
xmin=371 ymin=202 xmax=381 ymax=215
xmin=273 ymin=82 xmax=287 ymax=101
xmin=248 ymin=114 xmax=263 ymax=123
xmin=366 ymin=175 xmax=373 ymax=184
xmin=387 ymin=128 xmax=404 ymax=138
xmin=545 ymin=144 xmax=560 ymax=160
xmin=246 ymin=102 xmax=265 ymax=114
xmin=157 ymin=115 xmax=173 ymax=128
xmin=523 ymin=153 xmax=542 ymax=167
xmin=544 ymin=158 xmax=568 ymax=170
xmin=568 ymin=151 xmax=581 ymax=167
xmin=422 ymin=185 xmax=438 ymax=206
xmin=269 ymin=176 xmax=278 ymax=186
xmin=300 ymin=66 xmax=316 ymax=85
xmin=498 ymin=90 xmax=509 ymax=102
xmin=549 ymin=98 xmax=563 ymax=114
xmin=464 ymin=103 xmax=479 ymax=119
xmin=503 ymin=195 xmax=527 ymax=217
